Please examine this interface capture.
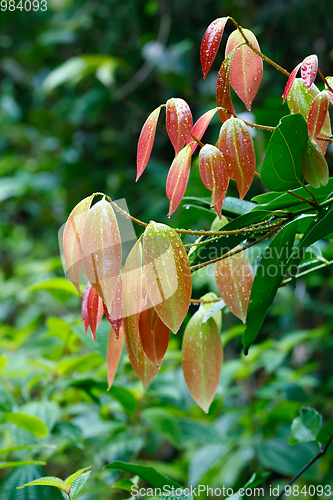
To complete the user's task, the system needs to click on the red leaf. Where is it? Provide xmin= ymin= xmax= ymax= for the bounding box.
xmin=186 ymin=108 xmax=217 ymax=154
xmin=225 ymin=29 xmax=263 ymax=111
xmin=302 ymin=139 xmax=329 ymax=188
xmin=81 ymin=198 xmax=122 ymax=313
xmin=166 ymin=145 xmax=192 ymax=217
xmin=214 ymin=250 xmax=253 ymax=323
xmin=301 ymin=54 xmax=318 ymax=89
xmin=307 ymin=91 xmax=329 ymax=141
xmin=166 ymin=98 xmax=193 ymax=156
xmin=125 ymin=327 xmax=159 ymax=391
xmin=139 ymin=303 xmax=170 ymax=367
xmin=103 ymin=274 xmax=123 ymax=339
xmin=182 ymin=307 xmax=223 ymax=413
xmin=282 ymin=63 xmax=301 ymax=104
xmin=216 ymin=117 xmax=255 ymax=199
xmin=63 ymin=195 xmax=95 ymax=294
xmin=200 ymin=17 xmax=229 ymax=79
xmin=81 ymin=282 xmax=104 ymax=341
xmin=199 ymin=144 xmax=229 ymax=209
xmin=216 ymin=50 xmax=236 ymax=123
xmin=136 ymin=106 xmax=162 ymax=181
xmin=107 ymin=325 xmax=124 ymax=390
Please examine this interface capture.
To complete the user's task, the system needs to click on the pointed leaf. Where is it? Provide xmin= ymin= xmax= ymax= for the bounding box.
xmin=307 ymin=90 xmax=329 ymax=140
xmin=214 ymin=250 xmax=253 ymax=323
xmin=143 ymin=222 xmax=191 ymax=333
xmin=282 ymin=63 xmax=301 ymax=104
xmin=216 ymin=50 xmax=236 ymax=122
xmin=301 ymin=54 xmax=318 ymax=88
xmin=166 ymin=98 xmax=193 ymax=156
xmin=200 ymin=17 xmax=229 ymax=79
xmin=302 ymin=139 xmax=329 ymax=188
xmin=199 ymin=144 xmax=229 ymax=212
xmin=64 ymin=467 xmax=91 ymax=490
xmin=107 ymin=325 xmax=124 ymax=390
xmin=216 ymin=116 xmax=255 ymax=199
xmin=104 ymin=274 xmax=123 ymax=338
xmin=70 ymin=472 xmax=91 ymax=499
xmin=104 ymin=461 xmax=182 ymax=489
xmin=136 ymin=106 xmax=162 ymax=181
xmin=166 ymin=145 xmax=192 ymax=217
xmin=17 ymin=476 xmax=66 ymax=492
xmin=225 ymin=29 xmax=263 ymax=110
xmin=81 ymin=198 xmax=122 ymax=313
xmin=122 ymin=240 xmax=143 ymax=360
xmin=139 ymin=304 xmax=170 ymax=366
xmin=182 ymin=308 xmax=223 ymax=413
xmin=125 ymin=326 xmax=159 ymax=391
xmin=186 ymin=108 xmax=217 ymax=154
xmin=63 ymin=195 xmax=95 ymax=294
xmin=81 ymin=282 xmax=104 ymax=341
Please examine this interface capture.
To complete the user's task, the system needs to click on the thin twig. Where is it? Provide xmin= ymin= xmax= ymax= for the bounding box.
xmin=286 ymin=190 xmax=317 ymax=207
xmin=190 ymin=298 xmax=222 ymax=304
xmin=190 ymin=132 xmax=205 ymax=147
xmin=318 ymin=68 xmax=333 ymax=93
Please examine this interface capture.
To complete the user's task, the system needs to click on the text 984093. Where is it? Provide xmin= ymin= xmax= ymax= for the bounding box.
xmin=1 ymin=0 xmax=47 ymax=10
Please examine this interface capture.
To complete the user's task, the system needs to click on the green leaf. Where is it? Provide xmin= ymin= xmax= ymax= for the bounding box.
xmin=297 ymin=206 xmax=333 ymax=249
xmin=261 ymin=114 xmax=308 ymax=191
xmin=64 ymin=467 xmax=91 ymax=490
xmin=0 ymin=466 xmax=54 ymax=500
xmin=108 ymin=386 xmax=137 ymax=414
xmin=244 ymin=220 xmax=299 ymax=354
xmin=28 ymin=278 xmax=79 ymax=296
xmin=112 ymin=479 xmax=136 ymax=492
xmin=17 ymin=476 xmax=66 ymax=491
xmin=290 ymin=407 xmax=323 ymax=444
xmin=141 ymin=408 xmax=182 ymax=448
xmin=3 ymin=413 xmax=48 ymax=438
xmin=105 ymin=461 xmax=182 ymax=489
xmin=317 ymin=419 xmax=333 ymax=443
xmin=68 ymin=471 xmax=91 ymax=499
xmin=0 ymin=461 xmax=46 ymax=470
xmin=228 ymin=471 xmax=272 ymax=500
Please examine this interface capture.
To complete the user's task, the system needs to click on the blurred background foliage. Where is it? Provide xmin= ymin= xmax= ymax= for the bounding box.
xmin=1 ymin=0 xmax=333 ymax=498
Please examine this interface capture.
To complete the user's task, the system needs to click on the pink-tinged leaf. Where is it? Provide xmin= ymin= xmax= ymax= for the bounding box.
xmin=63 ymin=195 xmax=95 ymax=294
xmin=81 ymin=282 xmax=104 ymax=340
xmin=225 ymin=29 xmax=263 ymax=111
xmin=282 ymin=63 xmax=301 ymax=104
xmin=136 ymin=106 xmax=162 ymax=181
xmin=327 ymin=90 xmax=333 ymax=105
xmin=216 ymin=117 xmax=255 ymax=199
xmin=81 ymin=198 xmax=122 ymax=313
xmin=143 ymin=222 xmax=192 ymax=334
xmin=122 ymin=240 xmax=143 ymax=361
xmin=125 ymin=327 xmax=159 ymax=391
xmin=307 ymin=91 xmax=329 ymax=141
xmin=216 ymin=50 xmax=236 ymax=123
xmin=326 ymin=77 xmax=333 ymax=104
xmin=301 ymin=55 xmax=318 ymax=88
xmin=186 ymin=108 xmax=217 ymax=155
xmin=81 ymin=283 xmax=90 ymax=334
xmin=139 ymin=303 xmax=170 ymax=367
xmin=214 ymin=197 xmax=223 ymax=220
xmin=103 ymin=274 xmax=123 ymax=339
xmin=107 ymin=325 xmax=124 ymax=390
xmin=166 ymin=98 xmax=193 ymax=156
xmin=214 ymin=250 xmax=253 ymax=323
xmin=182 ymin=308 xmax=223 ymax=413
xmin=200 ymin=17 xmax=229 ymax=79
xmin=166 ymin=145 xmax=192 ymax=217
xmin=199 ymin=144 xmax=229 ymax=209
xmin=302 ymin=139 xmax=329 ymax=188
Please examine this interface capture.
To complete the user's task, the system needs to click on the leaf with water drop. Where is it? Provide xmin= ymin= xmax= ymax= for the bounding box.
xmin=182 ymin=307 xmax=223 ymax=413
xmin=186 ymin=108 xmax=217 ymax=154
xmin=143 ymin=221 xmax=192 ymax=333
xmin=216 ymin=49 xmax=236 ymax=122
xmin=282 ymin=63 xmax=301 ymax=104
xmin=199 ymin=144 xmax=229 ymax=216
xmin=104 ymin=274 xmax=123 ymax=339
xmin=107 ymin=325 xmax=124 ymax=390
xmin=307 ymin=91 xmax=329 ymax=141
xmin=225 ymin=29 xmax=263 ymax=111
xmin=122 ymin=240 xmax=143 ymax=361
xmin=81 ymin=282 xmax=104 ymax=341
xmin=166 ymin=98 xmax=193 ymax=156
xmin=81 ymin=197 xmax=122 ymax=313
xmin=63 ymin=195 xmax=95 ymax=294
xmin=216 ymin=116 xmax=255 ymax=199
xmin=214 ymin=249 xmax=253 ymax=323
xmin=302 ymin=139 xmax=329 ymax=188
xmin=139 ymin=301 xmax=170 ymax=366
xmin=125 ymin=327 xmax=159 ymax=391
xmin=200 ymin=17 xmax=229 ymax=79
xmin=166 ymin=145 xmax=192 ymax=217
xmin=136 ymin=106 xmax=162 ymax=181
xmin=301 ymin=55 xmax=318 ymax=88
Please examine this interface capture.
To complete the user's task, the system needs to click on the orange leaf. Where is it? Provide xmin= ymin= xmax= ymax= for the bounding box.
xmin=198 ymin=144 xmax=229 ymax=212
xmin=166 ymin=98 xmax=193 ymax=156
xmin=302 ymin=139 xmax=329 ymax=188
xmin=125 ymin=328 xmax=159 ymax=391
xmin=139 ymin=302 xmax=170 ymax=367
xmin=200 ymin=17 xmax=229 ymax=79
xmin=214 ymin=250 xmax=253 ymax=323
xmin=143 ymin=222 xmax=192 ymax=333
xmin=81 ymin=198 xmax=122 ymax=313
xmin=166 ymin=145 xmax=192 ymax=217
xmin=282 ymin=63 xmax=301 ymax=104
xmin=225 ymin=29 xmax=263 ymax=111
xmin=301 ymin=54 xmax=318 ymax=88
xmin=186 ymin=108 xmax=217 ymax=154
xmin=216 ymin=116 xmax=255 ymax=199
xmin=216 ymin=50 xmax=236 ymax=123
xmin=63 ymin=195 xmax=95 ymax=294
xmin=136 ymin=106 xmax=162 ymax=181
xmin=107 ymin=325 xmax=124 ymax=390
xmin=307 ymin=91 xmax=329 ymax=141
xmin=81 ymin=282 xmax=104 ymax=340
xmin=182 ymin=308 xmax=223 ymax=413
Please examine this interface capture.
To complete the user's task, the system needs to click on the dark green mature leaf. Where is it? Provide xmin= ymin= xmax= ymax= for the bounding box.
xmin=297 ymin=206 xmax=333 ymax=249
xmin=290 ymin=408 xmax=322 ymax=444
xmin=261 ymin=114 xmax=308 ymax=191
xmin=105 ymin=461 xmax=182 ymax=489
xmin=183 ymin=196 xmax=257 ymax=215
xmin=244 ymin=220 xmax=299 ymax=354
xmin=317 ymin=419 xmax=333 ymax=443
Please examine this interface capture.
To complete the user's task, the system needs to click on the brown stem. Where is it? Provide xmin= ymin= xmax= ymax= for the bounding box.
xmin=286 ymin=190 xmax=317 ymax=207
xmin=190 ymin=298 xmax=222 ymax=304
xmin=217 ymin=107 xmax=275 ymax=131
xmin=318 ymin=68 xmax=333 ymax=93
xmin=190 ymin=132 xmax=205 ymax=148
